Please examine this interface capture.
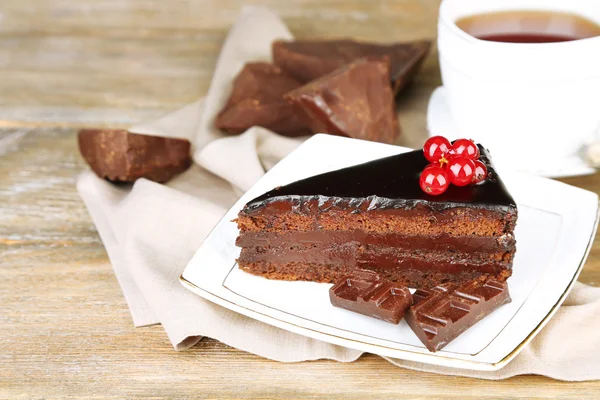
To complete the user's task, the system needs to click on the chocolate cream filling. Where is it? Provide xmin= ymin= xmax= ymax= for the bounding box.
xmin=236 ymin=231 xmax=515 ymax=253
xmin=238 ymin=243 xmax=512 ymax=275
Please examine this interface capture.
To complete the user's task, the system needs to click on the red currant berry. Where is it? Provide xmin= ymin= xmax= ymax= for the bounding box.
xmin=419 ymin=165 xmax=450 ymax=196
xmin=472 ymin=160 xmax=488 ymax=184
xmin=423 ymin=136 xmax=451 ymax=163
xmin=452 ymin=139 xmax=480 ymax=160
xmin=447 ymin=155 xmax=476 ymax=186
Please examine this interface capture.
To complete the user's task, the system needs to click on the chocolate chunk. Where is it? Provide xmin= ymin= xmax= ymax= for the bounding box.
xmin=78 ymin=129 xmax=191 ymax=183
xmin=214 ymin=62 xmax=309 ymax=137
xmin=285 ymin=57 xmax=400 ymax=144
xmin=273 ymin=39 xmax=431 ymax=94
xmin=405 ymin=277 xmax=511 ymax=352
xmin=329 ymin=270 xmax=412 ymax=324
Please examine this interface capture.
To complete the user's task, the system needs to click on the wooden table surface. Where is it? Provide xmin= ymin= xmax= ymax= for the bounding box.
xmin=1 ymin=1 xmax=599 ymax=398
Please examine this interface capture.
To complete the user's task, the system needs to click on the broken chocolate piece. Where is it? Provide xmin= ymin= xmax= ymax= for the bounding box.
xmin=272 ymin=39 xmax=431 ymax=94
xmin=329 ymin=270 xmax=412 ymax=324
xmin=215 ymin=62 xmax=309 ymax=136
xmin=285 ymin=57 xmax=400 ymax=144
xmin=405 ymin=277 xmax=511 ymax=352
xmin=78 ymin=129 xmax=191 ymax=183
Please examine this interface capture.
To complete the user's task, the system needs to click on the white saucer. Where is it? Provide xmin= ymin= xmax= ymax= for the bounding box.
xmin=427 ymin=86 xmax=596 ymax=178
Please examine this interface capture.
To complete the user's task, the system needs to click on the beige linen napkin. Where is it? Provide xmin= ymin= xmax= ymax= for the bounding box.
xmin=77 ymin=7 xmax=600 ymax=381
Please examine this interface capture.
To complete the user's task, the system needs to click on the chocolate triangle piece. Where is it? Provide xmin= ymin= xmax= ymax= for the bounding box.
xmin=285 ymin=57 xmax=400 ymax=144
xmin=78 ymin=129 xmax=191 ymax=183
xmin=330 ymin=270 xmax=412 ymax=324
xmin=236 ymin=145 xmax=518 ymax=289
xmin=272 ymin=39 xmax=431 ymax=94
xmin=214 ymin=62 xmax=309 ymax=137
xmin=405 ymin=277 xmax=511 ymax=352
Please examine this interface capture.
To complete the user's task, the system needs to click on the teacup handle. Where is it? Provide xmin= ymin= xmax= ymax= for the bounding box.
xmin=585 ymin=124 xmax=600 ymax=168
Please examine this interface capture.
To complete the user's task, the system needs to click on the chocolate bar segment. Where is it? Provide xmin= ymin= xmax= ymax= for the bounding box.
xmin=285 ymin=57 xmax=400 ymax=144
xmin=405 ymin=277 xmax=511 ymax=352
xmin=272 ymin=39 xmax=431 ymax=94
xmin=214 ymin=62 xmax=309 ymax=137
xmin=329 ymin=270 xmax=412 ymax=324
xmin=78 ymin=129 xmax=191 ymax=183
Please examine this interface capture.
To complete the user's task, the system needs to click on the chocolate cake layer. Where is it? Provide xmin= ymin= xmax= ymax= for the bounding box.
xmin=238 ymin=205 xmax=514 ymax=236
xmin=236 ymin=231 xmax=516 ymax=253
xmin=239 ymin=261 xmax=512 ymax=288
xmin=239 ymin=244 xmax=511 ymax=275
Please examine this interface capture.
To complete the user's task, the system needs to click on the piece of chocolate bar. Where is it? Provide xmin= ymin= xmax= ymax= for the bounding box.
xmin=214 ymin=62 xmax=309 ymax=137
xmin=78 ymin=129 xmax=191 ymax=183
xmin=272 ymin=39 xmax=431 ymax=94
xmin=329 ymin=270 xmax=412 ymax=324
xmin=285 ymin=57 xmax=400 ymax=144
xmin=405 ymin=277 xmax=511 ymax=352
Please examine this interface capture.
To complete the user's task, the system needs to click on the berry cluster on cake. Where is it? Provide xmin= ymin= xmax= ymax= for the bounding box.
xmin=235 ymin=137 xmax=517 ymax=289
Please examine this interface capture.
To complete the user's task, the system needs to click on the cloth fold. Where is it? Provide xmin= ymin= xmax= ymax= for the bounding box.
xmin=77 ymin=7 xmax=600 ymax=381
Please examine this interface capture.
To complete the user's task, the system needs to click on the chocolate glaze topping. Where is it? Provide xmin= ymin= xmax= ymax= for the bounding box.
xmin=243 ymin=145 xmax=517 ymax=215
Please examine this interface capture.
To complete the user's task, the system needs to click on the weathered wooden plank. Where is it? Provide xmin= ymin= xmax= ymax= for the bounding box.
xmin=0 ymin=0 xmax=438 ymax=37
xmin=0 ymin=0 xmax=439 ymax=124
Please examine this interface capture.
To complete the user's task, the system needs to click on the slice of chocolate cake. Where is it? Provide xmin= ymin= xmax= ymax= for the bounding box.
xmin=235 ymin=145 xmax=517 ymax=289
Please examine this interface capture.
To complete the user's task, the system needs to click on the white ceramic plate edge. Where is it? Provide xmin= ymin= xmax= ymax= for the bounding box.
xmin=180 ymin=134 xmax=599 ymax=371
xmin=427 ymin=86 xmax=597 ymax=178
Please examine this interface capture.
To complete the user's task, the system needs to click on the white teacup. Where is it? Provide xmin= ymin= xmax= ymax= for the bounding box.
xmin=437 ymin=0 xmax=600 ymax=171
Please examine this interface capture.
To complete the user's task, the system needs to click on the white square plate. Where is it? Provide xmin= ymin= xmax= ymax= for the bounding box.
xmin=181 ymin=134 xmax=599 ymax=371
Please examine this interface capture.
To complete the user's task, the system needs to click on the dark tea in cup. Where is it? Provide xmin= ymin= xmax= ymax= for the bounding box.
xmin=456 ymin=10 xmax=600 ymax=43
